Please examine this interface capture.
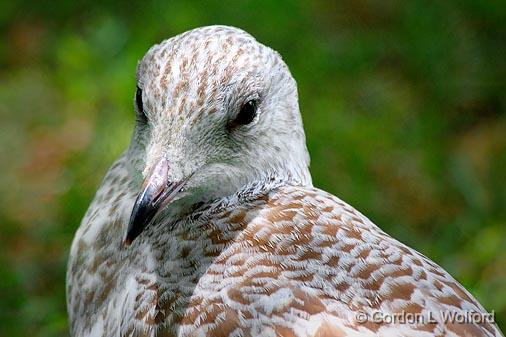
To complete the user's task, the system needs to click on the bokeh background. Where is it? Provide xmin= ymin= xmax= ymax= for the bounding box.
xmin=0 ymin=0 xmax=505 ymax=336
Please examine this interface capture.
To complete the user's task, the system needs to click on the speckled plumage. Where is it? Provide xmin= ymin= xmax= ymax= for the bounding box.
xmin=67 ymin=26 xmax=503 ymax=337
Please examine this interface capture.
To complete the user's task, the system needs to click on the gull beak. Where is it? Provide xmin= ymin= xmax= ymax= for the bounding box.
xmin=125 ymin=158 xmax=187 ymax=246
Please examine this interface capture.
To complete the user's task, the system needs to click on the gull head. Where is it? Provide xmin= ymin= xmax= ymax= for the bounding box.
xmin=125 ymin=25 xmax=311 ymax=244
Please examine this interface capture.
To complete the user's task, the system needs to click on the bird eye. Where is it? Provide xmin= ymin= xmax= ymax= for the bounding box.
xmin=233 ymin=100 xmax=258 ymax=126
xmin=135 ymin=86 xmax=146 ymax=121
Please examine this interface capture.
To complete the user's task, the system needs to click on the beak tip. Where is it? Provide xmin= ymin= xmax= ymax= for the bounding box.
xmin=125 ymin=162 xmax=188 ymax=246
xmin=123 ymin=237 xmax=133 ymax=247
xmin=124 ymin=216 xmax=144 ymax=247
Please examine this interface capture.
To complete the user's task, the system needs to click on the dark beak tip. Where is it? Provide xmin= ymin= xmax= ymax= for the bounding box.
xmin=124 ymin=213 xmax=147 ymax=247
xmin=125 ymin=171 xmax=188 ymax=246
xmin=123 ymin=237 xmax=133 ymax=247
xmin=125 ymin=188 xmax=157 ymax=246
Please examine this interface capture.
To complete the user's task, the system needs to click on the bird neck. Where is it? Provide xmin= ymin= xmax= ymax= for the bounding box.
xmin=178 ymin=171 xmax=308 ymax=227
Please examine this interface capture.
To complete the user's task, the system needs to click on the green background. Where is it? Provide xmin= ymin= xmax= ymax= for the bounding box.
xmin=0 ymin=1 xmax=504 ymax=335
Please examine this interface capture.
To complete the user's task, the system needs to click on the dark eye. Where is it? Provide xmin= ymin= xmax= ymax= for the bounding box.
xmin=135 ymin=86 xmax=146 ymax=121
xmin=233 ymin=100 xmax=258 ymax=126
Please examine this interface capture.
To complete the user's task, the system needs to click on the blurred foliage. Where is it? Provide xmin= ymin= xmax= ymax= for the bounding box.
xmin=0 ymin=0 xmax=505 ymax=335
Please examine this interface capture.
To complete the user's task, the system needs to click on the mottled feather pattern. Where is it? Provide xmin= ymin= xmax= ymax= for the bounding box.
xmin=66 ymin=26 xmax=503 ymax=337
xmin=68 ymin=161 xmax=501 ymax=336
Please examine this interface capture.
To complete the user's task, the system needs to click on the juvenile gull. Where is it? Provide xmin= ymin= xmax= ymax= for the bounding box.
xmin=66 ymin=26 xmax=503 ymax=337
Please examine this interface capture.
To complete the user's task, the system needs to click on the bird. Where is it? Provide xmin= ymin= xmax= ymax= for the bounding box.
xmin=66 ymin=25 xmax=503 ymax=337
